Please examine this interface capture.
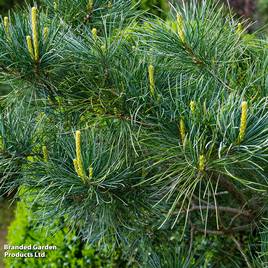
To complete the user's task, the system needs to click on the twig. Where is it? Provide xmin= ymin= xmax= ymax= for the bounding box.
xmin=194 ymin=223 xmax=255 ymax=236
xmin=195 ymin=227 xmax=224 ymax=235
xmin=188 ymin=204 xmax=252 ymax=218
xmin=214 ymin=191 xmax=229 ymax=196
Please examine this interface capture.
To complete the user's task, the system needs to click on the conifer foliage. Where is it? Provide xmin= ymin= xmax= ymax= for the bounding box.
xmin=0 ymin=0 xmax=268 ymax=267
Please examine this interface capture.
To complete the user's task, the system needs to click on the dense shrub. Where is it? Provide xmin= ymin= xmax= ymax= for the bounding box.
xmin=5 ymin=189 xmax=126 ymax=268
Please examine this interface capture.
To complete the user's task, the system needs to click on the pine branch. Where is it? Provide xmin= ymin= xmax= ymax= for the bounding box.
xmin=213 ymin=174 xmax=247 ymax=207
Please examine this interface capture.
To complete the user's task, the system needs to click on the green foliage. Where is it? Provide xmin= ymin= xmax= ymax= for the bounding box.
xmin=40 ymin=0 xmax=140 ymax=28
xmin=132 ymin=0 xmax=169 ymax=18
xmin=0 ymin=98 xmax=44 ymax=195
xmin=0 ymin=8 xmax=64 ymax=81
xmin=0 ymin=0 xmax=268 ymax=267
xmin=5 ymin=188 xmax=126 ymax=268
xmin=0 ymin=0 xmax=24 ymax=14
xmin=258 ymin=0 xmax=268 ymax=25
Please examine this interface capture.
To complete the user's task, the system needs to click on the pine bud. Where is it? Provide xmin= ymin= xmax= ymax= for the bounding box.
xmin=238 ymin=101 xmax=247 ymax=142
xmin=75 ymin=130 xmax=85 ymax=178
xmin=199 ymin=154 xmax=205 ymax=172
xmin=179 ymin=118 xmax=186 ymax=142
xmin=4 ymin=16 xmax=9 ymax=33
xmin=87 ymin=0 xmax=93 ymax=12
xmin=43 ymin=27 xmax=49 ymax=40
xmin=190 ymin=101 xmax=195 ymax=113
xmin=31 ymin=7 xmax=39 ymax=62
xmin=108 ymin=1 xmax=112 ymax=8
xmin=73 ymin=159 xmax=80 ymax=176
xmin=148 ymin=64 xmax=155 ymax=97
xmin=236 ymin=23 xmax=243 ymax=35
xmin=42 ymin=145 xmax=49 ymax=162
xmin=0 ymin=137 xmax=3 ymax=150
xmin=26 ymin=35 xmax=34 ymax=59
xmin=53 ymin=1 xmax=58 ymax=10
xmin=176 ymin=14 xmax=185 ymax=43
xmin=89 ymin=165 xmax=93 ymax=178
xmin=91 ymin=28 xmax=97 ymax=40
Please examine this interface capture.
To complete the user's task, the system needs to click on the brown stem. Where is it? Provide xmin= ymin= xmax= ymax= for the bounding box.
xmin=195 ymin=227 xmax=224 ymax=235
xmin=194 ymin=222 xmax=255 ymax=236
xmin=214 ymin=174 xmax=247 ymax=206
xmin=188 ymin=205 xmax=252 ymax=218
xmin=230 ymin=224 xmax=255 ymax=232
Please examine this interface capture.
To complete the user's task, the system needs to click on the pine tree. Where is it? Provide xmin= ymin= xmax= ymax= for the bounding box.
xmin=1 ymin=0 xmax=268 ymax=267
